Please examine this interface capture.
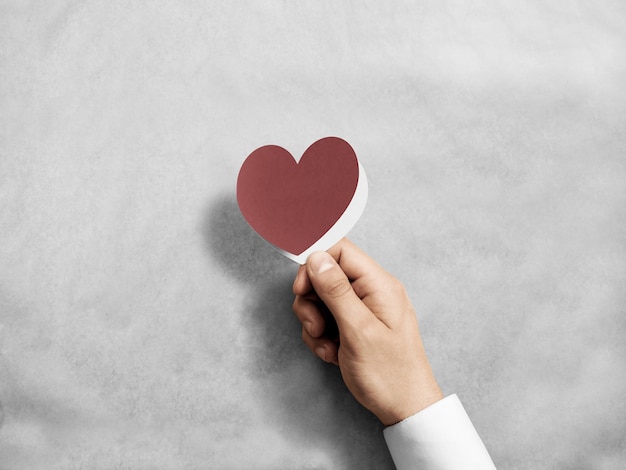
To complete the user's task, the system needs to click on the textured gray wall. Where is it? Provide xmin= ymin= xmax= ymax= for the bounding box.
xmin=1 ymin=2 xmax=625 ymax=469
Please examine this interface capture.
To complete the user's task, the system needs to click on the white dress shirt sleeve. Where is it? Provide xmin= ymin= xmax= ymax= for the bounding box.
xmin=383 ymin=394 xmax=496 ymax=470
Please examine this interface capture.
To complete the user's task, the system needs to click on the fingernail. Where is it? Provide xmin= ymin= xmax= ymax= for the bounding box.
xmin=308 ymin=252 xmax=334 ymax=275
xmin=304 ymin=321 xmax=313 ymax=335
xmin=315 ymin=346 xmax=326 ymax=362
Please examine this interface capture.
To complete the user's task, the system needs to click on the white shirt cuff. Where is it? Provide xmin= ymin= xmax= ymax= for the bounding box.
xmin=383 ymin=394 xmax=496 ymax=470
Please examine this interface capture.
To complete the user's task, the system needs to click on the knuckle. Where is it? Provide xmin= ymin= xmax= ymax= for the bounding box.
xmin=359 ymin=319 xmax=378 ymax=340
xmin=385 ymin=278 xmax=409 ymax=303
xmin=389 ymin=277 xmax=406 ymax=295
xmin=323 ymin=278 xmax=352 ymax=299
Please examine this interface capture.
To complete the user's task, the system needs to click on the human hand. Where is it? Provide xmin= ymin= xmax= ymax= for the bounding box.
xmin=292 ymin=238 xmax=443 ymax=426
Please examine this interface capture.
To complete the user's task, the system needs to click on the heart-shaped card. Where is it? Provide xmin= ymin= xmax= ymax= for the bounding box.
xmin=236 ymin=137 xmax=368 ymax=264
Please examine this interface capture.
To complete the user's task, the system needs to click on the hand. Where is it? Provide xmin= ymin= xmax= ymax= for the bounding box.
xmin=292 ymin=238 xmax=443 ymax=426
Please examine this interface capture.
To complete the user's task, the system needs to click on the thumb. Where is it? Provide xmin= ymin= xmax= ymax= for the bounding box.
xmin=306 ymin=251 xmax=372 ymax=332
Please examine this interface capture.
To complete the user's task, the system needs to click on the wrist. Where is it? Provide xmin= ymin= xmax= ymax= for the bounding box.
xmin=378 ymin=375 xmax=444 ymax=426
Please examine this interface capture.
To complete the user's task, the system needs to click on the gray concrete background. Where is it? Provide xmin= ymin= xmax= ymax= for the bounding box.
xmin=1 ymin=2 xmax=625 ymax=469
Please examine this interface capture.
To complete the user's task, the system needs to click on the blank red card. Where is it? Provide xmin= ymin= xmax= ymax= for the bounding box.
xmin=236 ymin=137 xmax=368 ymax=263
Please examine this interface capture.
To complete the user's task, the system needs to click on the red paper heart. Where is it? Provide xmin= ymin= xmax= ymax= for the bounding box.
xmin=237 ymin=137 xmax=360 ymax=256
